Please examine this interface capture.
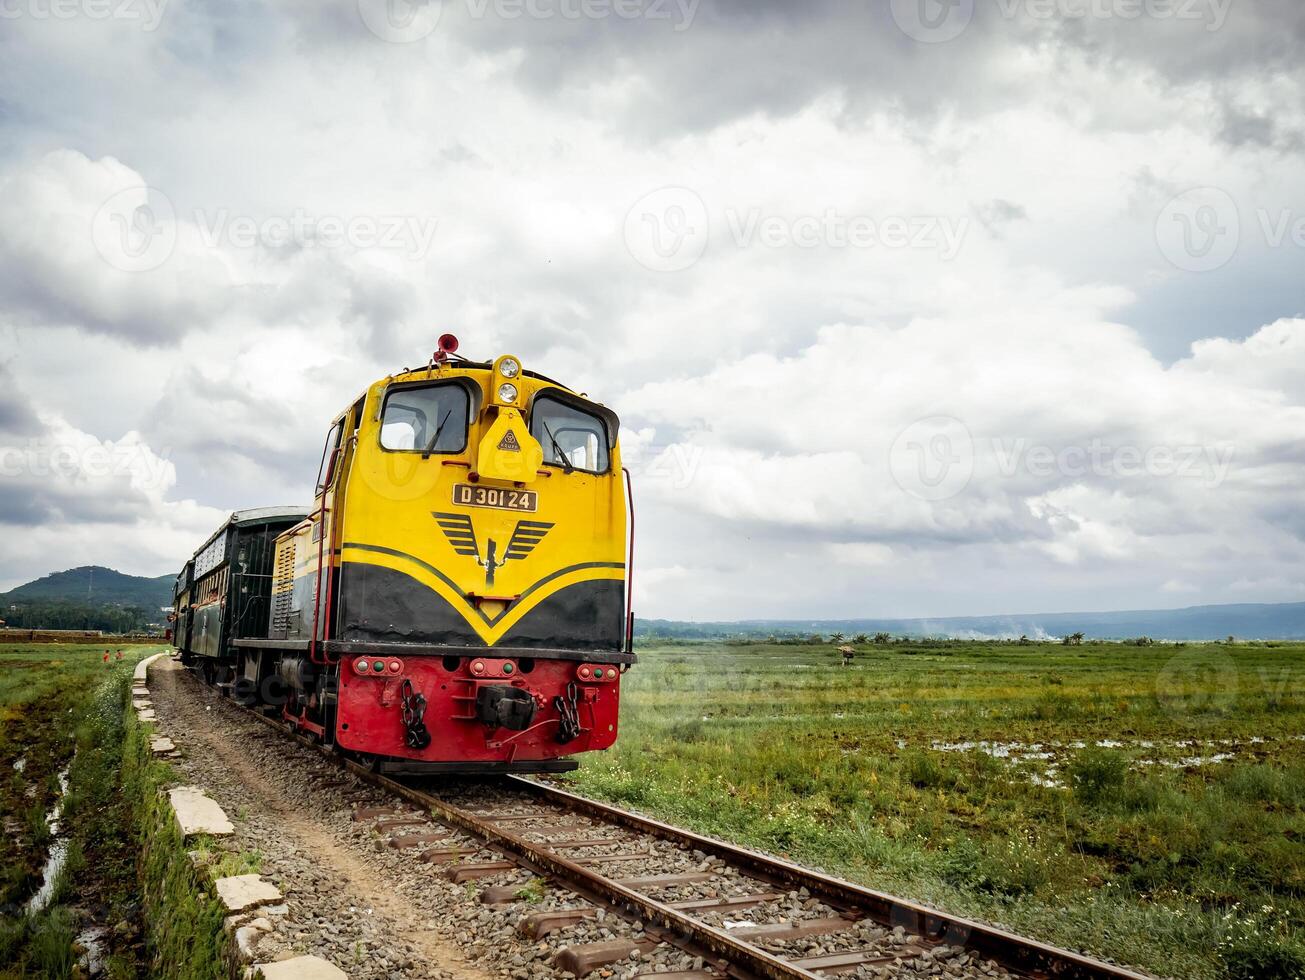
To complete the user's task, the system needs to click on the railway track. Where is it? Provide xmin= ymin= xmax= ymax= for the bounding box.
xmin=223 ymin=686 xmax=1153 ymax=980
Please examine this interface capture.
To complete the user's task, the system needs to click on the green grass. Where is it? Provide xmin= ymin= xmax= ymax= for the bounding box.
xmin=0 ymin=643 xmax=164 ymax=977
xmin=0 ymin=642 xmax=233 ymax=977
xmin=0 ymin=645 xmax=155 ymax=919
xmin=121 ymin=693 xmax=231 ymax=979
xmin=567 ymin=640 xmax=1305 ymax=979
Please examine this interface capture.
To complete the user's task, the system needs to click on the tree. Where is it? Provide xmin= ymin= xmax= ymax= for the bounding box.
xmin=1018 ymin=634 xmax=1032 ymax=645
xmin=829 ymin=632 xmax=846 ymax=645
xmin=873 ymin=632 xmax=891 ymax=644
xmin=1062 ymin=632 xmax=1085 ymax=646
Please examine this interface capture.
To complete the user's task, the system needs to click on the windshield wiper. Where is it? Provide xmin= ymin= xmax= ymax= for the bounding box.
xmin=421 ymin=409 xmax=454 ymax=459
xmin=541 ymin=422 xmax=574 ymax=473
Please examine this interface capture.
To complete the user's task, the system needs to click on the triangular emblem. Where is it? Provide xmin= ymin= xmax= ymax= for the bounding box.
xmin=497 ymin=430 xmax=521 ymax=452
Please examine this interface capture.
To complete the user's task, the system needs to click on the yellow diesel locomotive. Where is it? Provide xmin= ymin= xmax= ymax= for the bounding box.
xmin=173 ymin=336 xmax=634 ymax=773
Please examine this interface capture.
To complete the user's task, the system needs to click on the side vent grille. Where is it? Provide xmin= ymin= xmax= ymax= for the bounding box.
xmin=270 ymin=538 xmax=296 ymax=636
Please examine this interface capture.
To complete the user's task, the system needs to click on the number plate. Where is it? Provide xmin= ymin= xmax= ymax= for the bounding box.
xmin=452 ymin=483 xmax=538 ymax=513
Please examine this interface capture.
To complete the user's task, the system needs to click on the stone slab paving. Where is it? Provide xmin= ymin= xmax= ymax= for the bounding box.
xmin=215 ymin=874 xmax=285 ymax=913
xmin=252 ymin=955 xmax=349 ymax=979
xmin=169 ymin=786 xmax=235 ymax=836
xmin=133 ymin=651 xmax=166 ymax=682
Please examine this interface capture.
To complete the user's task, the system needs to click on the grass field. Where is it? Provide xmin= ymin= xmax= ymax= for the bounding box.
xmin=568 ymin=640 xmax=1305 ymax=980
xmin=0 ymin=643 xmax=164 ymax=978
xmin=0 ymin=645 xmax=140 ymax=908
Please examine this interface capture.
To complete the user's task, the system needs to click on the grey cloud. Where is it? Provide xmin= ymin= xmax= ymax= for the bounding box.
xmin=1219 ymin=105 xmax=1276 ymax=148
xmin=0 ymin=464 xmax=155 ymax=528
xmin=343 ymin=267 xmax=421 ymax=357
xmin=0 ymin=365 xmax=40 ymax=436
xmin=294 ymin=0 xmax=1305 ymax=139
xmin=973 ymin=199 xmax=1027 ymax=237
xmin=1216 ymin=104 xmax=1304 ymax=153
xmin=140 ymin=366 xmax=322 ymax=486
xmin=0 ymin=491 xmax=50 ymax=526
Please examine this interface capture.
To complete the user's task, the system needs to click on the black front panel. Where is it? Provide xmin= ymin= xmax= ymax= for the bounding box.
xmin=336 ymin=561 xmax=624 ymax=651
xmin=498 ymin=579 xmax=624 ymax=651
xmin=338 ymin=562 xmax=486 ymax=646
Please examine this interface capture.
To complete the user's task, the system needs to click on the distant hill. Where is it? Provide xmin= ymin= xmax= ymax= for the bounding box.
xmin=637 ymin=601 xmax=1305 ymax=642
xmin=1 ymin=566 xmax=174 ymax=612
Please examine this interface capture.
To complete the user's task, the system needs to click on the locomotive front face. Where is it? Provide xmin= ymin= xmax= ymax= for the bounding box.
xmin=319 ymin=353 xmax=630 ymax=767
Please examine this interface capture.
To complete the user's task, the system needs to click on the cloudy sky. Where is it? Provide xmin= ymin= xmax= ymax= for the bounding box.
xmin=1 ymin=0 xmax=1302 ymax=619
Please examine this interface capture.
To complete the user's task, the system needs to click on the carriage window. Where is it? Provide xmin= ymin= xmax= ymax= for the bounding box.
xmin=380 ymin=383 xmax=470 ymax=454
xmin=530 ymin=395 xmax=610 ymax=474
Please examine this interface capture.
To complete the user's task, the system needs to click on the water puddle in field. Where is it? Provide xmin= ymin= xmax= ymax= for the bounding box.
xmin=922 ymin=737 xmax=1281 ymax=790
xmin=25 ymin=764 xmax=72 ymax=915
xmin=75 ymin=925 xmax=109 ymax=975
xmin=1141 ymin=753 xmax=1238 ymax=769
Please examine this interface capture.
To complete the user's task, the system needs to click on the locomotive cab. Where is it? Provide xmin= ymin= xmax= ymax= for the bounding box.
xmin=225 ymin=342 xmax=633 ymax=773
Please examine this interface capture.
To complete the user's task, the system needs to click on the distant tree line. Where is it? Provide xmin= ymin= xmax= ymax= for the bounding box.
xmin=636 ymin=629 xmax=1262 ymax=648
xmin=2 ymin=600 xmax=155 ymax=633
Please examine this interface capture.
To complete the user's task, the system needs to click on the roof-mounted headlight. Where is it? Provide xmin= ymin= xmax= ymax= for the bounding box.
xmin=498 ymin=382 xmax=518 ymax=403
xmin=499 ymin=357 xmax=520 ymax=379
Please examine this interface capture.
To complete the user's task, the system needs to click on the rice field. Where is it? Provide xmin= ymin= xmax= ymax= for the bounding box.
xmin=0 ymin=643 xmax=160 ymax=963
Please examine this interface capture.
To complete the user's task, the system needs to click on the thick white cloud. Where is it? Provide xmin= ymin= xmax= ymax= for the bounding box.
xmin=0 ymin=151 xmax=236 ymax=343
xmin=622 ymin=315 xmax=1305 ymax=616
xmin=0 ymin=3 xmax=1303 ymax=617
xmin=0 ymin=413 xmax=228 ymax=586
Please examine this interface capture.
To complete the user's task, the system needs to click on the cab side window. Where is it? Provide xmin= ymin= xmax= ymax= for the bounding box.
xmin=316 ymin=420 xmax=343 ymax=492
xmin=530 ymin=395 xmax=610 ymax=474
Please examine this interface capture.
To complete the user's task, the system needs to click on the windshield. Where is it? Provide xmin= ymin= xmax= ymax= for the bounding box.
xmin=530 ymin=394 xmax=610 ymax=474
xmin=380 ymin=383 xmax=470 ymax=454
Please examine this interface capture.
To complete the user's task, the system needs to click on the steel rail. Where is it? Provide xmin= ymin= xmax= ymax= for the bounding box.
xmin=234 ymin=701 xmax=823 ymax=980
xmin=505 ymin=776 xmax=1154 ymax=980
xmin=205 ymin=675 xmax=1155 ymax=980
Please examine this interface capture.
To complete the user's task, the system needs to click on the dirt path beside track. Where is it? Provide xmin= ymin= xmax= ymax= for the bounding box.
xmin=150 ymin=658 xmax=496 ymax=980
